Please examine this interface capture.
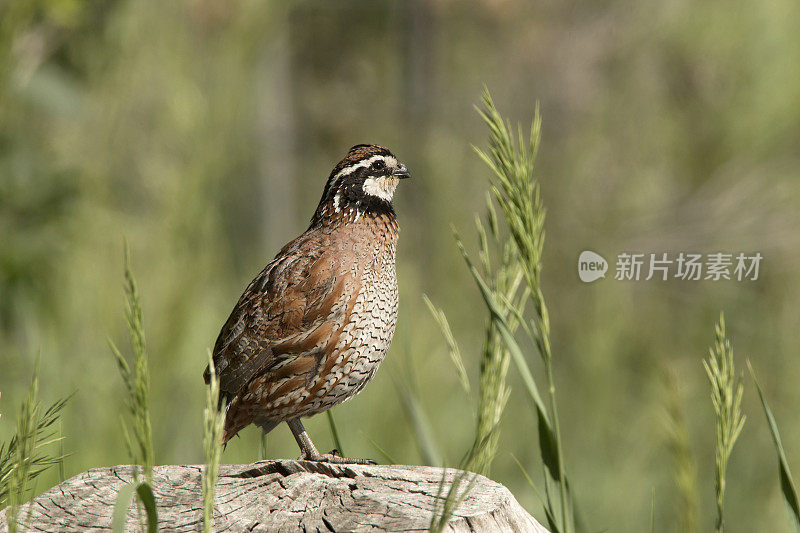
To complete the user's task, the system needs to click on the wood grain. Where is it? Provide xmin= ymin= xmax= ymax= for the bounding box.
xmin=0 ymin=460 xmax=549 ymax=532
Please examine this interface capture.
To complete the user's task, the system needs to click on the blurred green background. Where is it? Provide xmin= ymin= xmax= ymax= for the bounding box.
xmin=2 ymin=0 xmax=800 ymax=530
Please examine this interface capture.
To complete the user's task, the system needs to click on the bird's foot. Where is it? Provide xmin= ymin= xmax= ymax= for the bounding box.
xmin=288 ymin=419 xmax=377 ymax=464
xmin=299 ymin=449 xmax=377 ymax=465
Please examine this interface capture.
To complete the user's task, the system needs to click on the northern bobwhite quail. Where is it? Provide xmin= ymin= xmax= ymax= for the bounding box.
xmin=204 ymin=144 xmax=410 ymax=464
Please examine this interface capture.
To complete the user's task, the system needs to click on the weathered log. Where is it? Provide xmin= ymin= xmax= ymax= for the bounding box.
xmin=0 ymin=460 xmax=549 ymax=532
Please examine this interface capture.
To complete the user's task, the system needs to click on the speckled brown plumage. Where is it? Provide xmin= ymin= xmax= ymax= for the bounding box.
xmin=204 ymin=144 xmax=410 ymax=463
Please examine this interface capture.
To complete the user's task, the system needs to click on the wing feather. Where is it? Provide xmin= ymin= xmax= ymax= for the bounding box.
xmin=204 ymin=232 xmax=347 ymax=402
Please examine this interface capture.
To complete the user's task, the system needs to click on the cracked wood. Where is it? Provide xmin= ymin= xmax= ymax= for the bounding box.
xmin=0 ymin=460 xmax=549 ymax=532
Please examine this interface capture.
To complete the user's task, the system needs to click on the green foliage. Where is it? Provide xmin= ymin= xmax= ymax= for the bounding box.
xmin=415 ymin=205 xmax=522 ymax=530
xmin=472 ymin=90 xmax=576 ymax=533
xmin=202 ymin=352 xmax=225 ymax=533
xmin=109 ymin=246 xmax=154 ymax=483
xmin=428 ymin=90 xmax=579 ymax=532
xmin=473 ymin=91 xmax=545 ymax=318
xmin=512 ymin=454 xmax=559 ymax=528
xmin=111 ymin=483 xmax=137 ymax=533
xmin=111 ymin=481 xmax=158 ymax=533
xmin=703 ymin=314 xmax=745 ymax=533
xmin=427 ymin=101 xmax=529 ymax=530
xmin=326 ymin=411 xmax=344 ymax=457
xmin=360 ymin=431 xmax=397 ymax=465
xmin=748 ymin=361 xmax=800 ymax=533
xmin=1 ymin=2 xmax=799 ymax=530
xmin=396 ymin=373 xmax=443 ymax=468
xmin=454 ymin=219 xmax=521 ymax=475
xmin=109 ymin=247 xmax=158 ymax=533
xmin=423 ymin=296 xmax=470 ymax=396
xmin=428 ymin=468 xmax=478 ymax=533
xmin=0 ymin=360 xmax=69 ymax=530
xmin=259 ymin=430 xmax=269 ymax=462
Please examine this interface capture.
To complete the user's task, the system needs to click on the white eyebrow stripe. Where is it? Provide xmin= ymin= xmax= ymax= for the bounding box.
xmin=333 ymin=154 xmax=389 ymax=180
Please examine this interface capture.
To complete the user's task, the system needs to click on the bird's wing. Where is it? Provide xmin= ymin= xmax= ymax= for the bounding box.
xmin=205 ymin=233 xmax=354 ymax=402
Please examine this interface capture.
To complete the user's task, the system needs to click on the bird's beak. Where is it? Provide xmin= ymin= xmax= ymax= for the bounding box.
xmin=392 ymin=163 xmax=411 ymax=179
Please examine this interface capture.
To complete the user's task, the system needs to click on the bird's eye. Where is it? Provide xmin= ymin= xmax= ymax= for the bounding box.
xmin=373 ymin=160 xmax=386 ymax=171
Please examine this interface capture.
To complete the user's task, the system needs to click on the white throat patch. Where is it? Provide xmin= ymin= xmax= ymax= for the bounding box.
xmin=362 ymin=176 xmax=399 ymax=202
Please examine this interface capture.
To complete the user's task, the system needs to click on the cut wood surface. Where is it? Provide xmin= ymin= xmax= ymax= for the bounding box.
xmin=0 ymin=460 xmax=549 ymax=532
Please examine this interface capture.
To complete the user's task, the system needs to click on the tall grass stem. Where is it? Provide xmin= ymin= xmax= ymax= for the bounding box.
xmin=202 ymin=352 xmax=225 ymax=533
xmin=703 ymin=313 xmax=745 ymax=533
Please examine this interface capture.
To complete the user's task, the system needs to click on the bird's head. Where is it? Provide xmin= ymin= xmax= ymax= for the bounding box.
xmin=312 ymin=144 xmax=411 ymax=226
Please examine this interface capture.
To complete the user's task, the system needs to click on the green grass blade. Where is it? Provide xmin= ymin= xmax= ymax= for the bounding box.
xmin=394 ymin=377 xmax=443 ymax=466
xmin=454 ymin=233 xmax=551 ymax=429
xmin=111 ymin=247 xmax=155 ymax=484
xmin=57 ymin=421 xmax=66 ymax=483
xmin=203 ymin=351 xmax=225 ymax=532
xmin=0 ymin=359 xmax=71 ymax=526
xmin=429 ymin=469 xmax=478 ymax=532
xmin=423 ymin=295 xmax=471 ymax=396
xmin=472 ymin=89 xmax=575 ymax=532
xmin=108 ymin=339 xmax=132 ymax=395
xmin=359 ymin=431 xmax=397 ymax=465
xmin=705 ymin=313 xmax=745 ymax=533
xmin=748 ymin=361 xmax=800 ymax=533
xmin=541 ymin=464 xmax=560 ymax=533
xmin=512 ymin=454 xmax=585 ymax=533
xmin=511 ymin=454 xmax=558 ymax=529
xmin=136 ymin=482 xmax=158 ymax=533
xmin=259 ymin=430 xmax=268 ymax=461
xmin=456 ymin=233 xmax=562 ymax=482
xmin=326 ymin=410 xmax=344 ymax=456
xmin=111 ymin=483 xmax=137 ymax=533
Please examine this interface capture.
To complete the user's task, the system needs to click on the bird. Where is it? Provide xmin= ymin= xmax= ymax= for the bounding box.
xmin=204 ymin=144 xmax=411 ymax=464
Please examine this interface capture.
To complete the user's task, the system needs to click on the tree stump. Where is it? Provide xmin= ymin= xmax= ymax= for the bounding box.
xmin=0 ymin=460 xmax=549 ymax=532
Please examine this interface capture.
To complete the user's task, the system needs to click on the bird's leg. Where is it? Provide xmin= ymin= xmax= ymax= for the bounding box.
xmin=287 ymin=418 xmax=321 ymax=459
xmin=286 ymin=418 xmax=376 ymax=465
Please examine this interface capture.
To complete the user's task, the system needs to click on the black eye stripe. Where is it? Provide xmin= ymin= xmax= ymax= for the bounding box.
xmin=373 ymin=160 xmax=386 ymax=170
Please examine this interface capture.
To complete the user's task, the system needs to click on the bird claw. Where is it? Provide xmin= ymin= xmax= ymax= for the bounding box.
xmin=299 ymin=450 xmax=376 ymax=465
xmin=319 ymin=454 xmax=377 ymax=465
